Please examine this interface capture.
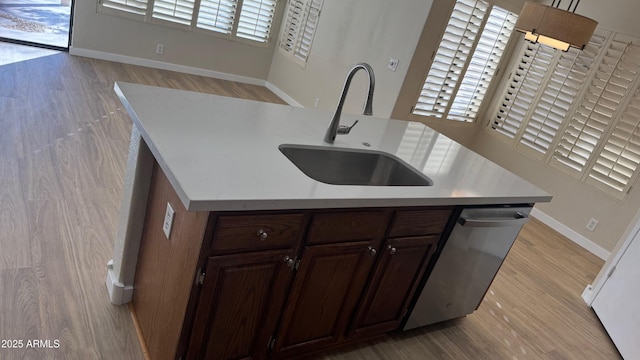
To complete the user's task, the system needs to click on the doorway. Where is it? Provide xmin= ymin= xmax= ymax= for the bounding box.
xmin=0 ymin=0 xmax=72 ymax=50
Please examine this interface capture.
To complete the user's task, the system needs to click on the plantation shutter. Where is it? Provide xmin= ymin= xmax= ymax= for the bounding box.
xmin=280 ymin=1 xmax=304 ymax=54
xmin=413 ymin=0 xmax=489 ymax=119
xmin=197 ymin=0 xmax=237 ymax=34
xmin=101 ymin=0 xmax=148 ymax=15
xmin=447 ymin=6 xmax=517 ymax=121
xmin=588 ymin=85 xmax=640 ymax=194
xmin=152 ymin=0 xmax=196 ymax=26
xmin=280 ymin=0 xmax=323 ymax=64
xmin=236 ymin=0 xmax=278 ymax=43
xmin=518 ymin=31 xmax=608 ymax=155
xmin=491 ymin=43 xmax=556 ymax=138
xmin=552 ymin=35 xmax=640 ymax=174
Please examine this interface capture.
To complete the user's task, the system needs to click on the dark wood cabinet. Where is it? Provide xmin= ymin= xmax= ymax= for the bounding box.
xmin=132 ymin=166 xmax=456 ymax=360
xmin=350 ymin=236 xmax=439 ymax=338
xmin=271 ymin=241 xmax=378 ymax=358
xmin=186 ymin=250 xmax=295 ymax=360
xmin=271 ymin=210 xmax=389 ymax=358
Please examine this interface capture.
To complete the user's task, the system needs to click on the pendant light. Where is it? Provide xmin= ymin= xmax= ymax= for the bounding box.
xmin=514 ymin=0 xmax=598 ymax=51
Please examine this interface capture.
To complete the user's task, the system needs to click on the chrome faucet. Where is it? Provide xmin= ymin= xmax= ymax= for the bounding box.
xmin=324 ymin=63 xmax=375 ymax=143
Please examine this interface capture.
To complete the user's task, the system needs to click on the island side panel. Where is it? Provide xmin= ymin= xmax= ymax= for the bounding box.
xmin=132 ymin=162 xmax=209 ymax=360
xmin=107 ymin=125 xmax=154 ymax=304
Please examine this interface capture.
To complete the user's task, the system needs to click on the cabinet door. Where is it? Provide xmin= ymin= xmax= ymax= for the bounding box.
xmin=350 ymin=236 xmax=439 ymax=337
xmin=186 ymin=250 xmax=294 ymax=360
xmin=272 ymin=241 xmax=378 ymax=358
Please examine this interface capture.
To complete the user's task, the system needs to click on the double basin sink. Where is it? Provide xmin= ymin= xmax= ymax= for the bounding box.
xmin=279 ymin=144 xmax=433 ymax=186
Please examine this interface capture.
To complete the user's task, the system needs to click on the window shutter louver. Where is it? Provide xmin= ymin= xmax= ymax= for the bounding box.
xmin=413 ymin=0 xmax=489 ymax=119
xmin=101 ymin=0 xmax=148 ymax=15
xmin=448 ymin=6 xmax=517 ymax=121
xmin=294 ymin=0 xmax=321 ymax=61
xmin=152 ymin=0 xmax=196 ymax=26
xmin=196 ymin=0 xmax=237 ymax=35
xmin=279 ymin=0 xmax=322 ymax=65
xmin=280 ymin=1 xmax=304 ymax=54
xmin=553 ymin=36 xmax=640 ymax=173
xmin=491 ymin=43 xmax=556 ymax=138
xmin=519 ymin=31 xmax=608 ymax=155
xmin=103 ymin=0 xmax=277 ymax=43
xmin=236 ymin=0 xmax=278 ymax=43
xmin=587 ymin=48 xmax=640 ymax=195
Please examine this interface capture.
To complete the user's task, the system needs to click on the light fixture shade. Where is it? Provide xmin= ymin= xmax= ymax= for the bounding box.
xmin=515 ymin=2 xmax=598 ymax=51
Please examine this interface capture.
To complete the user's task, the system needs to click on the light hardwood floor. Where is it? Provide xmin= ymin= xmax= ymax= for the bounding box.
xmin=0 ymin=43 xmax=620 ymax=359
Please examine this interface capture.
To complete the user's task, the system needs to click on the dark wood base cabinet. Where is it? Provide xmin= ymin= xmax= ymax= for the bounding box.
xmin=133 ymin=164 xmax=453 ymax=360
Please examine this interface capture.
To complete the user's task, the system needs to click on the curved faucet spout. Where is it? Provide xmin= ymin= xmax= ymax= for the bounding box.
xmin=324 ymin=63 xmax=375 ymax=143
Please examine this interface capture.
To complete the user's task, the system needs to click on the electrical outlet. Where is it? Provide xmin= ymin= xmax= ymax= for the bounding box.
xmin=155 ymin=43 xmax=165 ymax=55
xmin=586 ymin=218 xmax=599 ymax=232
xmin=163 ymin=202 xmax=175 ymax=239
xmin=314 ymin=97 xmax=320 ymax=108
xmin=388 ymin=58 xmax=399 ymax=72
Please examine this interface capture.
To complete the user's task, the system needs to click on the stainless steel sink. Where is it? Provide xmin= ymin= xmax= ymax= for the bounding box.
xmin=279 ymin=144 xmax=433 ymax=186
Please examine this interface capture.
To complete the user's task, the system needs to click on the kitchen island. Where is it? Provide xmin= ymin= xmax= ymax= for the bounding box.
xmin=106 ymin=82 xmax=551 ymax=360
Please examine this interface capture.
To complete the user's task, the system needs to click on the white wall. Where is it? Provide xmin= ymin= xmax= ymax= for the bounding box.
xmin=71 ymin=1 xmax=285 ymax=80
xmin=267 ymin=0 xmax=433 ymax=118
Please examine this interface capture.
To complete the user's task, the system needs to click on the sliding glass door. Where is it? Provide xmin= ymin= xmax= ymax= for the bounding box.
xmin=0 ymin=0 xmax=72 ymax=50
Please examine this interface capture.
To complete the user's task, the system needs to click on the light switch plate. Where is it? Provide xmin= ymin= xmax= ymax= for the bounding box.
xmin=163 ymin=202 xmax=175 ymax=239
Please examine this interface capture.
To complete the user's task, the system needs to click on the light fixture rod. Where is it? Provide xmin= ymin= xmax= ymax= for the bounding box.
xmin=572 ymin=0 xmax=581 ymax=12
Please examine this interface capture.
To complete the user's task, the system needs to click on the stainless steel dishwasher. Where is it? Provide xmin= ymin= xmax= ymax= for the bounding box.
xmin=403 ymin=206 xmax=531 ymax=330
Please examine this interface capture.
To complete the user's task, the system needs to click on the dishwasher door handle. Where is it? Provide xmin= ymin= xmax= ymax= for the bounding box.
xmin=458 ymin=212 xmax=529 ymax=228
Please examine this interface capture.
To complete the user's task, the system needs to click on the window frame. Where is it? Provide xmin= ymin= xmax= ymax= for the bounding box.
xmin=98 ymin=0 xmax=280 ymax=47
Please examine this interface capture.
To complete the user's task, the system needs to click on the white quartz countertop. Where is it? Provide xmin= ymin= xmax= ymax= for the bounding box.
xmin=114 ymin=82 xmax=551 ymax=211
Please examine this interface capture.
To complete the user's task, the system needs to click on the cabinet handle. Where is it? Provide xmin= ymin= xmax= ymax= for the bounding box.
xmin=387 ymin=244 xmax=397 ymax=255
xmin=367 ymin=246 xmax=377 ymax=257
xmin=257 ymin=229 xmax=268 ymax=241
xmin=284 ymin=256 xmax=294 ymax=269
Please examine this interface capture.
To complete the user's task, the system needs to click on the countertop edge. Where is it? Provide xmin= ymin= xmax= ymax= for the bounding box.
xmin=114 ymin=82 xmax=553 ymax=213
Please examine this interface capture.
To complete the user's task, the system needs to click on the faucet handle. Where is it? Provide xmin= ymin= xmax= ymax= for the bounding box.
xmin=337 ymin=120 xmax=359 ymax=135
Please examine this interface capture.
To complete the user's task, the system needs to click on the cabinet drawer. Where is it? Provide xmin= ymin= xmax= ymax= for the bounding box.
xmin=307 ymin=211 xmax=389 ymax=245
xmin=211 ymin=214 xmax=303 ymax=253
xmin=388 ymin=208 xmax=453 ymax=238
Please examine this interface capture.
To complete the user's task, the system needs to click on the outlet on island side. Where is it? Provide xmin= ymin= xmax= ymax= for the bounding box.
xmin=163 ymin=202 xmax=175 ymax=239
xmin=156 ymin=43 xmax=165 ymax=55
xmin=586 ymin=218 xmax=599 ymax=232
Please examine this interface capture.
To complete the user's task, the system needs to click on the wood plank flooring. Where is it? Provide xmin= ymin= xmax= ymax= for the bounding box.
xmin=0 ymin=42 xmax=619 ymax=359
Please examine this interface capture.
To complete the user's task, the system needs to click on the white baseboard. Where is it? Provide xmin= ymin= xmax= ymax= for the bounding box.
xmin=582 ymin=283 xmax=596 ymax=305
xmin=105 ymin=260 xmax=134 ymax=305
xmin=69 ymin=47 xmax=267 ymax=86
xmin=531 ymin=208 xmax=610 ymax=260
xmin=265 ymin=82 xmax=303 ymax=107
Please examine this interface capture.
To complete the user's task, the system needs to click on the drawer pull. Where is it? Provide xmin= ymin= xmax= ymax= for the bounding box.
xmin=257 ymin=229 xmax=268 ymax=241
xmin=387 ymin=244 xmax=397 ymax=255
